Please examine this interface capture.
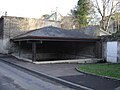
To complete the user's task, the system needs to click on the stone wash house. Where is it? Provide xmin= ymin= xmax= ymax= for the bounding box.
xmin=11 ymin=26 xmax=102 ymax=62
xmin=0 ymin=15 xmax=103 ymax=62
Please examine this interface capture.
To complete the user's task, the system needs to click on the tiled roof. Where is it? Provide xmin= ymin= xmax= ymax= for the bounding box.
xmin=12 ymin=26 xmax=99 ymax=41
xmin=11 ymin=26 xmax=99 ymax=41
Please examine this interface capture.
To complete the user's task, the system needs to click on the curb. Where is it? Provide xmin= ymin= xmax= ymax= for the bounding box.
xmin=0 ymin=58 xmax=93 ymax=90
xmin=11 ymin=54 xmax=101 ymax=64
xmin=75 ymin=67 xmax=120 ymax=81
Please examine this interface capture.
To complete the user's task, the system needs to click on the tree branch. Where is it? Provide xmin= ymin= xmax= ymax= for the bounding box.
xmin=95 ymin=0 xmax=103 ymax=17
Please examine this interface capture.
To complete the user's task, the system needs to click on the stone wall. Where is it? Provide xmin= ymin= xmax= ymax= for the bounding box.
xmin=117 ymin=42 xmax=120 ymax=63
xmin=0 ymin=17 xmax=4 ymax=39
xmin=103 ymin=42 xmax=107 ymax=60
xmin=0 ymin=39 xmax=10 ymax=54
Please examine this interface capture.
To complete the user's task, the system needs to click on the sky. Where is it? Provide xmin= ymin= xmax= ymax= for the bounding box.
xmin=0 ymin=0 xmax=78 ymax=18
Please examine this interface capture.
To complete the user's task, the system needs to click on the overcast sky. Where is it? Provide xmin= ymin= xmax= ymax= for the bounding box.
xmin=0 ymin=0 xmax=78 ymax=18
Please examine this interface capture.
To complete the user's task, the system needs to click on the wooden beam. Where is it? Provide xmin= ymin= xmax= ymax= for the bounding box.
xmin=12 ymin=38 xmax=99 ymax=42
xmin=32 ymin=42 xmax=36 ymax=62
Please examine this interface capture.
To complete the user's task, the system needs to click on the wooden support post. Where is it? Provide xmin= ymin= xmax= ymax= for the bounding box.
xmin=95 ymin=41 xmax=102 ymax=58
xmin=32 ymin=42 xmax=36 ymax=62
xmin=19 ymin=41 xmax=21 ymax=57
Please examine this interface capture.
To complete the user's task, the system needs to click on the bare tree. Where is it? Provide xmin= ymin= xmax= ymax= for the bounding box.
xmin=93 ymin=0 xmax=120 ymax=32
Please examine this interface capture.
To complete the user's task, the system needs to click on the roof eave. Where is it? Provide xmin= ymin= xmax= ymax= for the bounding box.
xmin=11 ymin=36 xmax=100 ymax=42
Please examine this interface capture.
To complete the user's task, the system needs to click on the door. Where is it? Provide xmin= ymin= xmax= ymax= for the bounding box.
xmin=107 ymin=41 xmax=117 ymax=63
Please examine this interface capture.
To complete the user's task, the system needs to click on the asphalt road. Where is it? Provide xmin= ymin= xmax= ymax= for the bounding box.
xmin=0 ymin=54 xmax=120 ymax=90
xmin=59 ymin=74 xmax=120 ymax=90
xmin=0 ymin=61 xmax=74 ymax=90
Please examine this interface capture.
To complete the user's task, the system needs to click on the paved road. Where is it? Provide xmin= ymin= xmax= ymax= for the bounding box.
xmin=59 ymin=74 xmax=120 ymax=90
xmin=0 ymin=54 xmax=120 ymax=90
xmin=0 ymin=61 xmax=74 ymax=90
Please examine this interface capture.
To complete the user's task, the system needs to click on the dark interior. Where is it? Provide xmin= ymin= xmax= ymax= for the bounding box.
xmin=15 ymin=40 xmax=98 ymax=61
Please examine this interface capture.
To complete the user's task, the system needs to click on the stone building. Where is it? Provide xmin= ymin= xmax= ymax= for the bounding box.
xmin=11 ymin=26 xmax=102 ymax=62
xmin=0 ymin=16 xmax=103 ymax=62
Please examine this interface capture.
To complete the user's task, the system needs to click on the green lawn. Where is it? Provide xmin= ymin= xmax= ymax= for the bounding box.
xmin=79 ymin=63 xmax=120 ymax=79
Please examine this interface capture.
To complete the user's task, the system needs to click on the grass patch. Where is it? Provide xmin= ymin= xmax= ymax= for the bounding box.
xmin=79 ymin=63 xmax=120 ymax=79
